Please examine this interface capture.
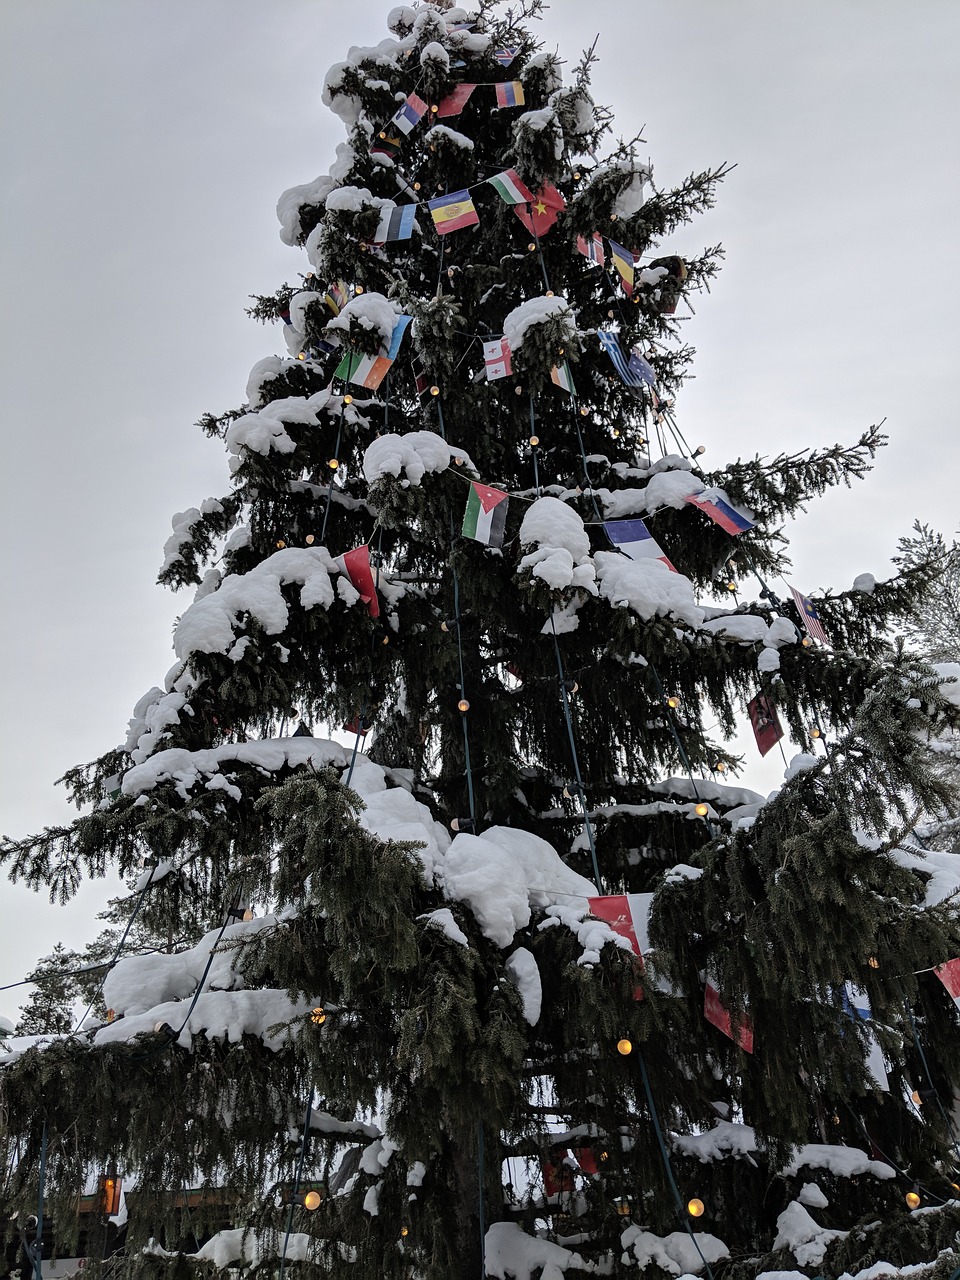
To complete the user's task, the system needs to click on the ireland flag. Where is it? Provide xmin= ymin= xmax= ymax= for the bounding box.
xmin=462 ymin=482 xmax=509 ymax=548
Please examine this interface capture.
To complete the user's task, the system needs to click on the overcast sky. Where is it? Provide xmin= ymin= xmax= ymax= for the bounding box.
xmin=1 ymin=1 xmax=957 ymax=1017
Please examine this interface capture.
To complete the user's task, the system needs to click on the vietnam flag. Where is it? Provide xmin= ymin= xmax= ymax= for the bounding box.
xmin=340 ymin=545 xmax=380 ymax=618
xmin=514 ymin=182 xmax=566 ymax=237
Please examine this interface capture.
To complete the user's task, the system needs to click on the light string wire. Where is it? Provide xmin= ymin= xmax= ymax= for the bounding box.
xmin=277 ymin=1089 xmax=315 ymax=1280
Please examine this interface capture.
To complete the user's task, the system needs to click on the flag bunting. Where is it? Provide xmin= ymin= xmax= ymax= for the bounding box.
xmin=483 ymin=337 xmax=513 ymax=381
xmin=790 ymin=586 xmax=830 ymax=645
xmin=341 ymin=545 xmax=380 ymax=618
xmin=604 ymin=519 xmax=676 ymax=571
xmin=684 ymin=488 xmax=755 ymax=535
xmin=463 ymin=481 xmax=509 ymax=548
xmin=494 ymin=81 xmax=525 ymax=108
xmin=747 ymin=692 xmax=783 ymax=757
xmin=428 ymin=189 xmax=480 ymax=234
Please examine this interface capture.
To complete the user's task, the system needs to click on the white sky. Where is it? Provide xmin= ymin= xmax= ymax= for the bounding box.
xmin=1 ymin=1 xmax=958 ymax=1016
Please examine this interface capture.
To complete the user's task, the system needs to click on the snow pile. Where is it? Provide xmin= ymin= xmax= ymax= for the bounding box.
xmin=102 ymin=917 xmax=276 ymax=1016
xmin=620 ymin=1225 xmax=729 ymax=1275
xmin=594 ymin=551 xmax=705 ymax=628
xmin=783 ymin=753 xmax=819 ymax=781
xmin=277 ymin=174 xmax=337 ymax=245
xmin=485 ymin=1221 xmax=598 ymax=1279
xmin=425 ymin=123 xmax=474 ymax=151
xmin=599 ymin=159 xmax=651 ymax=218
xmin=672 ymin=1121 xmax=758 ymax=1165
xmin=518 ymin=497 xmax=596 ymax=592
xmin=172 ymin=546 xmax=350 ymax=662
xmin=160 ymin=500 xmax=225 ymax=574
xmin=514 ymin=108 xmax=563 ymax=159
xmin=773 ymin=1200 xmax=846 ymax=1267
xmin=853 ymin=573 xmax=876 ymax=594
xmin=502 ymin=295 xmax=576 ymax=353
xmin=124 ymin=686 xmax=191 ymax=764
xmin=325 ymin=184 xmax=390 ymax=216
xmin=326 ymin=291 xmax=400 ymax=349
xmin=419 ymin=908 xmax=469 ymax=948
xmin=347 ymin=758 xmax=449 ymax=884
xmin=149 ymin=1229 xmax=316 ymax=1269
xmin=505 ymin=948 xmax=542 ymax=1025
xmin=539 ymin=901 xmax=633 ymax=967
xmin=890 ymin=843 xmax=960 ymax=907
xmin=226 ymin=389 xmax=344 ymax=459
xmin=600 ymin=469 xmax=704 ymax=519
xmin=648 ymin=777 xmax=765 ymax=810
xmin=783 ymin=1143 xmax=895 ymax=1181
xmin=363 ymin=430 xmax=472 ymax=486
xmin=94 ymin=988 xmax=312 ymax=1052
xmin=121 ymin=737 xmax=348 ymax=800
xmin=443 ymin=827 xmax=595 ymax=948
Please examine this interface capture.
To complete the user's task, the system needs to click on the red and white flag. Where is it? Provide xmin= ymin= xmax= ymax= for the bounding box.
xmin=340 ymin=545 xmax=380 ymax=618
xmin=483 ymin=337 xmax=512 ymax=381
xmin=935 ymin=957 xmax=960 ymax=1007
xmin=704 ymin=981 xmax=754 ymax=1054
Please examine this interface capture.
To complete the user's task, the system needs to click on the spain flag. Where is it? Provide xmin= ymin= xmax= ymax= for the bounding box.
xmin=427 ymin=189 xmax=480 ymax=235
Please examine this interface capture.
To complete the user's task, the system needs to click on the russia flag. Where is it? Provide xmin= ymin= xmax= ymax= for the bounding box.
xmin=684 ymin=487 xmax=755 ymax=536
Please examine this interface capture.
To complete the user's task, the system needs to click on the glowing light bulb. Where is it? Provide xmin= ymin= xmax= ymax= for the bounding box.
xmin=726 ymin=581 xmax=737 ymax=592
xmin=400 ymin=1226 xmax=409 ymax=1237
xmin=458 ymin=699 xmax=470 ymax=713
xmin=905 ymin=1189 xmax=921 ymax=1209
xmin=867 ymin=955 xmax=879 ymax=969
xmin=695 ymin=803 xmax=709 ymax=818
xmin=305 ymin=534 xmax=315 ymax=545
xmin=328 ymin=458 xmax=339 ymax=470
xmin=911 ymin=1090 xmax=922 ymax=1105
xmin=610 ymin=213 xmax=618 ymax=221
xmin=801 ymin=637 xmax=813 ymax=648
xmin=666 ymin=696 xmax=680 ymax=710
xmin=355 ymin=285 xmax=364 ymax=294
xmin=810 ymin=726 xmax=822 ymax=739
xmin=616 ymin=1037 xmax=632 ymax=1056
xmin=311 ymin=1007 xmax=326 ymax=1025
xmin=687 ymin=1198 xmax=705 ymax=1218
xmin=546 ymin=290 xmax=554 ymax=297
xmin=612 ymin=427 xmax=620 ymax=437
xmin=343 ymin=395 xmax=353 ymax=405
xmin=303 ymin=1190 xmax=321 ymax=1211
xmin=430 ymin=385 xmax=440 ymax=396
xmin=528 ymin=242 xmax=536 ymax=251
xmin=297 ymin=352 xmax=307 ymax=361
xmin=573 ymin=171 xmax=581 ymax=180
xmin=276 ymin=540 xmax=286 ymax=549
xmin=715 ymin=761 xmax=727 ymax=773
xmin=529 ymin=435 xmax=539 ymax=446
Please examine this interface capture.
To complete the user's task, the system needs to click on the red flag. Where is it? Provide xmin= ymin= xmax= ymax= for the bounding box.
xmin=704 ymin=982 xmax=754 ymax=1053
xmin=588 ymin=894 xmax=648 ymax=999
xmin=341 ymin=545 xmax=380 ymax=618
xmin=514 ymin=183 xmax=566 ymax=237
xmin=541 ymin=1154 xmax=575 ymax=1198
xmin=747 ymin=692 xmax=783 ymax=757
xmin=436 ymin=84 xmax=476 ymax=117
xmin=935 ymin=957 xmax=960 ymax=1006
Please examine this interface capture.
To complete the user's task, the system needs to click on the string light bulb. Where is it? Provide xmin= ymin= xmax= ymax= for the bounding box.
xmin=726 ymin=581 xmax=737 ymax=592
xmin=381 ymin=635 xmax=390 ymax=645
xmin=612 ymin=427 xmax=620 ymax=437
xmin=573 ymin=171 xmax=581 ymax=180
xmin=868 ymin=955 xmax=879 ymax=969
xmin=328 ymin=458 xmax=339 ymax=470
xmin=810 ymin=726 xmax=822 ymax=739
xmin=303 ymin=1190 xmax=322 ymax=1211
xmin=430 ymin=104 xmax=439 ymax=113
xmin=905 ymin=1188 xmax=921 ymax=1209
xmin=598 ymin=1150 xmax=609 ymax=1163
xmin=695 ymin=802 xmax=709 ymax=818
xmin=454 ymin=456 xmax=464 ymax=465
xmin=616 ymin=1037 xmax=633 ymax=1056
xmin=801 ymin=636 xmax=813 ymax=648
xmin=911 ymin=1089 xmax=922 ymax=1106
xmin=528 ymin=242 xmax=536 ymax=251
xmin=693 ymin=445 xmax=707 ymax=457
xmin=666 ymin=696 xmax=680 ymax=709
xmin=615 ymin=1199 xmax=631 ymax=1216
xmin=343 ymin=395 xmax=353 ymax=405
xmin=105 ymin=1008 xmax=116 ymax=1023
xmin=515 ymin=385 xmax=524 ymax=395
xmin=580 ymin=406 xmax=589 ymax=417
xmin=610 ymin=213 xmax=618 ymax=221
xmin=311 ymin=1007 xmax=326 ymax=1025
xmin=305 ymin=534 xmax=315 ymax=545
xmin=355 ymin=285 xmax=364 ymax=294
xmin=400 ymin=1225 xmax=410 ymax=1237
xmin=546 ymin=290 xmax=555 ymax=297
xmin=458 ymin=699 xmax=470 ymax=712
xmin=413 ymin=181 xmax=421 ymax=191
xmin=715 ymin=761 xmax=727 ymax=773
xmin=297 ymin=352 xmax=307 ymax=361
xmin=687 ymin=1198 xmax=705 ymax=1218
xmin=430 ymin=385 xmax=440 ymax=396
xmin=529 ymin=435 xmax=539 ymax=447
xmin=276 ymin=540 xmax=286 ymax=549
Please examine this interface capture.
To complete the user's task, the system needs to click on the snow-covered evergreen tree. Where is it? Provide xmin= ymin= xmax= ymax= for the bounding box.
xmin=3 ymin=4 xmax=960 ymax=1278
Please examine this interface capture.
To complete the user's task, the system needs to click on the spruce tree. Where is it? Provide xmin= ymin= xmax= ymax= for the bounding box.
xmin=3 ymin=4 xmax=960 ymax=1278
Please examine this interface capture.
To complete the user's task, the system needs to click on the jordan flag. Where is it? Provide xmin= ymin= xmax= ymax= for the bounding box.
xmin=462 ymin=482 xmax=509 ymax=548
xmin=340 ymin=545 xmax=380 ymax=618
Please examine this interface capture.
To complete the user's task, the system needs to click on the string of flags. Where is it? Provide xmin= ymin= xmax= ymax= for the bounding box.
xmin=603 ymin=518 xmax=677 ymax=572
xmin=334 ymin=315 xmax=411 ymax=390
xmin=462 ymin=481 xmax=509 ymax=548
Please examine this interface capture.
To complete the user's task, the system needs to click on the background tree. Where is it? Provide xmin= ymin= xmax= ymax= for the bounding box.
xmin=2 ymin=4 xmax=960 ymax=1279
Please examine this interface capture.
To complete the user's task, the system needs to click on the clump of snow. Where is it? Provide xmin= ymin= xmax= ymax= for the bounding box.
xmin=758 ymin=648 xmax=781 ymax=675
xmin=172 ymin=546 xmax=347 ymax=662
xmin=152 ymin=1229 xmax=316 ymax=1269
xmin=783 ymin=1143 xmax=895 ymax=1181
xmin=519 ymin=498 xmax=596 ymax=592
xmin=424 ymin=123 xmax=474 ymax=150
xmin=485 ymin=1221 xmax=595 ymax=1279
xmin=600 ymin=470 xmax=704 ymax=520
xmin=121 ymin=737 xmax=347 ymax=800
xmin=94 ymin=988 xmax=311 ymax=1052
xmin=502 ymin=295 xmax=576 ymax=353
xmin=766 ymin=616 xmax=800 ymax=647
xmin=326 ymin=291 xmax=400 ymax=349
xmin=505 ymin=948 xmax=542 ymax=1025
xmin=325 ymin=184 xmax=389 ymax=216
xmin=784 ymin=753 xmax=819 ymax=782
xmin=443 ymin=827 xmax=595 ymax=948
xmin=773 ymin=1201 xmax=845 ymax=1267
xmin=798 ymin=1182 xmax=829 ymax=1209
xmin=363 ymin=431 xmax=472 ymax=486
xmin=621 ymin=1225 xmax=729 ymax=1275
xmin=672 ymin=1121 xmax=758 ymax=1165
xmin=245 ymin=356 xmax=292 ymax=408
xmin=160 ymin=500 xmax=224 ymax=574
xmin=124 ymin=687 xmax=190 ymax=763
xmin=419 ymin=908 xmax=469 ymax=947
xmin=277 ymin=175 xmax=337 ymax=245
xmin=596 ymin=159 xmax=651 ymax=218
xmin=420 ymin=40 xmax=450 ymax=69
xmin=514 ymin=108 xmax=563 ymax=158
xmin=351 ymin=770 xmax=450 ymax=885
xmin=226 ymin=389 xmax=343 ymax=460
xmin=701 ymin=615 xmax=769 ymax=644
xmin=594 ymin=551 xmax=705 ymax=629
xmin=853 ymin=573 xmax=876 ymax=594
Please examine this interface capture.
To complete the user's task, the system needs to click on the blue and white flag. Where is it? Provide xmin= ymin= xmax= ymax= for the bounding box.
xmin=627 ymin=349 xmax=657 ymax=387
xmin=599 ymin=331 xmax=649 ymax=388
xmin=840 ymin=984 xmax=889 ymax=1091
xmin=372 ymin=203 xmax=417 ymax=244
xmin=604 ymin=518 xmax=676 ymax=572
